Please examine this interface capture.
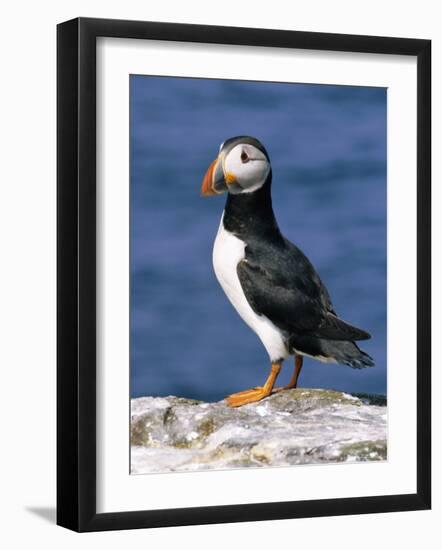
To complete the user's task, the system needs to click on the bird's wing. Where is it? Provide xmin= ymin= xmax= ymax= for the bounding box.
xmin=237 ymin=241 xmax=371 ymax=341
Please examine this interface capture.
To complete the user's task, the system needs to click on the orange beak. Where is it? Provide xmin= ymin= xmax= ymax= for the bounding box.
xmin=201 ymin=156 xmax=229 ymax=197
xmin=201 ymin=158 xmax=219 ymax=196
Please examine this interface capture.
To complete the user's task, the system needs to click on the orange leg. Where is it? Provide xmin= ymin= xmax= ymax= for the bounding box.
xmin=274 ymin=355 xmax=304 ymax=392
xmin=287 ymin=355 xmax=304 ymax=389
xmin=226 ymin=362 xmax=282 ymax=408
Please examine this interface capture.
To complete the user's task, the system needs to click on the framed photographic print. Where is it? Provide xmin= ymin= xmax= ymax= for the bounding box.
xmin=57 ymin=17 xmax=431 ymax=532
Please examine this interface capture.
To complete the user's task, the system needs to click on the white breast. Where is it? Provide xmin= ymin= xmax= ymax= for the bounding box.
xmin=212 ymin=213 xmax=289 ymax=362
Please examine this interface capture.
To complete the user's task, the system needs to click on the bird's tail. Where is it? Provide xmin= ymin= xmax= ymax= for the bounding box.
xmin=320 ymin=340 xmax=375 ymax=369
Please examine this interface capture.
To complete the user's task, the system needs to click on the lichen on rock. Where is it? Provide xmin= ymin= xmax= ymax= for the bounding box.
xmin=130 ymin=388 xmax=387 ymax=474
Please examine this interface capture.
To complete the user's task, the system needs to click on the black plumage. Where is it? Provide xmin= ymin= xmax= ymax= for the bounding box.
xmin=223 ymin=169 xmax=374 ymax=369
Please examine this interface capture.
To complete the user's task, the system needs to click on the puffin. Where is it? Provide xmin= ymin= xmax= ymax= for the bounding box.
xmin=201 ymin=136 xmax=374 ymax=407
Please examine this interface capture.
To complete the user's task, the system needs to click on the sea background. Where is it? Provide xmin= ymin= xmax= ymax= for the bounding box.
xmin=130 ymin=75 xmax=386 ymax=402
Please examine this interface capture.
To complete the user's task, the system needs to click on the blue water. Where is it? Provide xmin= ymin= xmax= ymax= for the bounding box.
xmin=130 ymin=75 xmax=386 ymax=401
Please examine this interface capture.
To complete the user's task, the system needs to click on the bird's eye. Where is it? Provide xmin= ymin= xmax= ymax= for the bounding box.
xmin=240 ymin=151 xmax=249 ymax=163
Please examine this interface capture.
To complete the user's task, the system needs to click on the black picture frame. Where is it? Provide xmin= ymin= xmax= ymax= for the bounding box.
xmin=57 ymin=17 xmax=431 ymax=532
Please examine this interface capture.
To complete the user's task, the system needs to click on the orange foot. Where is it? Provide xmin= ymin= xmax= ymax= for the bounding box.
xmin=225 ymin=362 xmax=282 ymax=408
xmin=226 ymin=386 xmax=272 ymax=407
xmin=272 ymin=384 xmax=295 ymax=394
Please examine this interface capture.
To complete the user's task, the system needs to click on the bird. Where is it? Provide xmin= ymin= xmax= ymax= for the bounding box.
xmin=200 ymin=136 xmax=374 ymax=408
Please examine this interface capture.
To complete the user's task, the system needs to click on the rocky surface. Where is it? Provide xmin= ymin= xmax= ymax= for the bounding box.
xmin=131 ymin=389 xmax=387 ymax=474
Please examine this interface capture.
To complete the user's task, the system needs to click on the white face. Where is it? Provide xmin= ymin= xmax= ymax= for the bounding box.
xmin=223 ymin=143 xmax=270 ymax=194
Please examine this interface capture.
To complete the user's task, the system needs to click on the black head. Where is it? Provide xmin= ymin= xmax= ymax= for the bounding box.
xmin=201 ymin=136 xmax=271 ymax=196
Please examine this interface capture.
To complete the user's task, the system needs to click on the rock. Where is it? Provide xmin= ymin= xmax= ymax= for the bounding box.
xmin=131 ymin=389 xmax=387 ymax=473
